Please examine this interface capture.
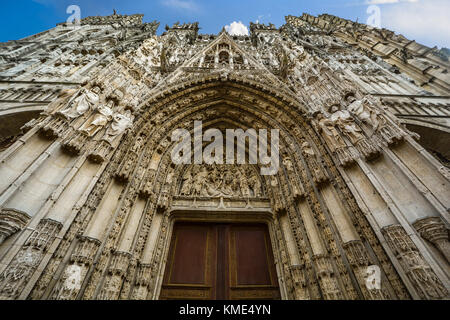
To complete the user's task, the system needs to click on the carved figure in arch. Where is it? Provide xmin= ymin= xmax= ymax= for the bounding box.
xmin=302 ymin=141 xmax=329 ymax=185
xmin=246 ymin=167 xmax=262 ymax=197
xmin=103 ymin=109 xmax=134 ymax=144
xmin=221 ymin=168 xmax=235 ymax=196
xmin=329 ymin=104 xmax=364 ymax=145
xmin=348 ymin=95 xmax=405 ymax=145
xmin=347 ymin=95 xmax=380 ymax=130
xmin=283 ymin=157 xmax=295 ymax=173
xmin=204 ymin=167 xmax=221 ymax=197
xmin=330 ymin=103 xmax=380 ymax=159
xmin=59 ymin=86 xmax=101 ymax=120
xmin=312 ymin=112 xmax=346 ymax=151
xmin=80 ymin=100 xmax=114 ymax=136
xmin=192 ymin=167 xmax=208 ymax=196
xmin=180 ymin=167 xmax=196 ymax=196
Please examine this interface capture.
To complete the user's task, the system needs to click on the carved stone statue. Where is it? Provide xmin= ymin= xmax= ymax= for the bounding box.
xmin=246 ymin=167 xmax=262 ymax=197
xmin=103 ymin=110 xmax=134 ymax=143
xmin=330 ymin=104 xmax=380 ymax=160
xmin=313 ymin=112 xmax=355 ymax=166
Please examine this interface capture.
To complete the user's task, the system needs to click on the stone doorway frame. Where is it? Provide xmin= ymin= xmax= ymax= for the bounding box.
xmin=152 ymin=201 xmax=289 ymax=300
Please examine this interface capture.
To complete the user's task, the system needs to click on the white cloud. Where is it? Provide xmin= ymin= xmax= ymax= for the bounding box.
xmin=380 ymin=0 xmax=450 ymax=48
xmin=224 ymin=21 xmax=249 ymax=36
xmin=161 ymin=0 xmax=200 ymax=11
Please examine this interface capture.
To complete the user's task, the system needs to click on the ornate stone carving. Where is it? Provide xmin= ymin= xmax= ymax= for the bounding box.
xmin=289 ymin=264 xmax=309 ymax=300
xmin=301 ymin=141 xmax=329 ymax=186
xmin=382 ymin=225 xmax=448 ymax=299
xmin=98 ymin=251 xmax=132 ymax=300
xmin=312 ymin=112 xmax=355 ymax=167
xmin=348 ymin=95 xmax=404 ymax=146
xmin=39 ymin=115 xmax=69 ymax=139
xmin=62 ymin=130 xmax=89 ymax=155
xmin=80 ymin=100 xmax=114 ymax=136
xmin=312 ymin=254 xmax=343 ymax=300
xmin=0 ymin=10 xmax=448 ymax=302
xmin=330 ymin=105 xmax=380 ymax=160
xmin=52 ymin=236 xmax=101 ymax=300
xmin=58 ymin=87 xmax=101 ymax=120
xmin=103 ymin=110 xmax=134 ymax=144
xmin=0 ymin=218 xmax=62 ymax=299
xmin=88 ymin=140 xmax=113 ymax=163
xmin=0 ymin=208 xmax=30 ymax=244
xmin=131 ymin=263 xmax=153 ymax=300
xmin=343 ymin=240 xmax=388 ymax=299
xmin=179 ymin=165 xmax=264 ymax=198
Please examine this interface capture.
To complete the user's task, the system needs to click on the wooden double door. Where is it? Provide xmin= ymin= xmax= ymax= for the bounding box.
xmin=160 ymin=222 xmax=280 ymax=300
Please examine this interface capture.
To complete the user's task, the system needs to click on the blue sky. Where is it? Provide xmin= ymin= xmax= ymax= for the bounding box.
xmin=0 ymin=0 xmax=448 ymax=48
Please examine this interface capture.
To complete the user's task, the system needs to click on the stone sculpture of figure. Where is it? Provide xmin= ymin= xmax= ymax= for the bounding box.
xmin=103 ymin=109 xmax=134 ymax=144
xmin=138 ymin=36 xmax=160 ymax=65
xmin=204 ymin=168 xmax=221 ymax=197
xmin=331 ymin=100 xmax=381 ymax=160
xmin=302 ymin=141 xmax=329 ymax=184
xmin=59 ymin=86 xmax=101 ymax=120
xmin=283 ymin=157 xmax=294 ymax=173
xmin=80 ymin=100 xmax=114 ymax=136
xmin=192 ymin=167 xmax=208 ymax=196
xmin=301 ymin=141 xmax=315 ymax=157
xmin=350 ymin=94 xmax=414 ymax=143
xmin=221 ymin=168 xmax=235 ymax=196
xmin=180 ymin=166 xmax=196 ymax=195
xmin=179 ymin=172 xmax=190 ymax=195
xmin=347 ymin=95 xmax=383 ymax=131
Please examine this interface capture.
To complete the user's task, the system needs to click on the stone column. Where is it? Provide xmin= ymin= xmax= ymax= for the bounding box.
xmin=0 ymin=219 xmax=62 ymax=299
xmin=51 ymin=180 xmax=124 ymax=300
xmin=382 ymin=224 xmax=449 ymax=299
xmin=297 ymin=199 xmax=343 ymax=299
xmin=98 ymin=197 xmax=147 ymax=300
xmin=131 ymin=211 xmax=163 ymax=300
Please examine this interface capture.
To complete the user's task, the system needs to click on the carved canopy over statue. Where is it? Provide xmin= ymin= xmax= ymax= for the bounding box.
xmin=58 ymin=86 xmax=101 ymax=120
xmin=103 ymin=109 xmax=134 ymax=143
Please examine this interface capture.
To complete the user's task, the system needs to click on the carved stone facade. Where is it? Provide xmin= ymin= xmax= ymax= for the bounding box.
xmin=0 ymin=12 xmax=449 ymax=300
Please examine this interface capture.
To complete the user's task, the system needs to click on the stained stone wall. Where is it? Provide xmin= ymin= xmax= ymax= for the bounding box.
xmin=0 ymin=12 xmax=448 ymax=300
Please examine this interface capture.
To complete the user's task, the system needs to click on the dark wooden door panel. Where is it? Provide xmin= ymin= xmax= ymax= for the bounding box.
xmin=160 ymin=222 xmax=280 ymax=300
xmin=233 ymin=226 xmax=272 ymax=285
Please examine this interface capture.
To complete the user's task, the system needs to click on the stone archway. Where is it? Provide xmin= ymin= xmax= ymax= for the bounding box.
xmin=155 ymin=207 xmax=283 ymax=300
xmin=0 ymin=72 xmax=447 ymax=301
